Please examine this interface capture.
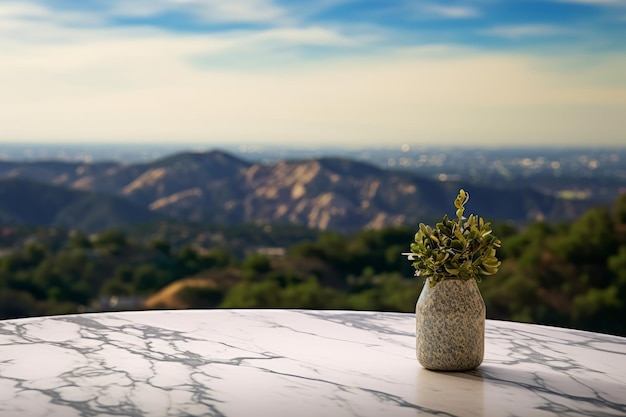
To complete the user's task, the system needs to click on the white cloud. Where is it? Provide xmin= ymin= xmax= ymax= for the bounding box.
xmin=245 ymin=26 xmax=359 ymax=46
xmin=107 ymin=0 xmax=288 ymax=24
xmin=0 ymin=2 xmax=102 ymax=33
xmin=0 ymin=3 xmax=48 ymax=18
xmin=0 ymin=2 xmax=624 ymax=147
xmin=480 ymin=24 xmax=568 ymax=39
xmin=1 ymin=21 xmax=624 ymax=146
xmin=420 ymin=4 xmax=480 ymax=18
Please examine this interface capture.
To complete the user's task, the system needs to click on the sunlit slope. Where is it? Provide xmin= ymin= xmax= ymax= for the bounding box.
xmin=0 ymin=150 xmax=592 ymax=232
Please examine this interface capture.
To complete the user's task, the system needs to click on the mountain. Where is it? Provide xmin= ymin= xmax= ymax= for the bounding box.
xmin=0 ymin=150 xmax=594 ymax=232
xmin=0 ymin=178 xmax=162 ymax=232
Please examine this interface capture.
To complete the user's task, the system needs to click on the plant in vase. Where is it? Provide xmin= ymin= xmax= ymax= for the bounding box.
xmin=404 ymin=189 xmax=501 ymax=371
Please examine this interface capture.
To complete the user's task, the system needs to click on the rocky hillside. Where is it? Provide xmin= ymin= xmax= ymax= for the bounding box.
xmin=0 ymin=178 xmax=160 ymax=232
xmin=0 ymin=150 xmax=592 ymax=232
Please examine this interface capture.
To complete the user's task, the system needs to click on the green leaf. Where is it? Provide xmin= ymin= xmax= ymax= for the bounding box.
xmin=408 ymin=188 xmax=500 ymax=283
xmin=444 ymin=265 xmax=460 ymax=275
xmin=451 ymin=239 xmax=464 ymax=250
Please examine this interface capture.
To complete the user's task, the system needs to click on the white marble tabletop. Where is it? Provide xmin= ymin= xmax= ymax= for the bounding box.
xmin=0 ymin=309 xmax=625 ymax=417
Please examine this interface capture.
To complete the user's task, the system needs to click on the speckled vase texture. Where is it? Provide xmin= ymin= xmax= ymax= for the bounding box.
xmin=415 ymin=278 xmax=486 ymax=371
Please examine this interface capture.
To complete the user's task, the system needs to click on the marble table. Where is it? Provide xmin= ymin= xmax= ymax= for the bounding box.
xmin=0 ymin=309 xmax=625 ymax=417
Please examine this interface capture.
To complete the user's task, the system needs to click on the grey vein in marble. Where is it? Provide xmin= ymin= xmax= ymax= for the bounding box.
xmin=0 ymin=309 xmax=625 ymax=417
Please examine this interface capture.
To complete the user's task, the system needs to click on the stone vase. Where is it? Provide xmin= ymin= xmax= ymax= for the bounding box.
xmin=415 ymin=278 xmax=486 ymax=371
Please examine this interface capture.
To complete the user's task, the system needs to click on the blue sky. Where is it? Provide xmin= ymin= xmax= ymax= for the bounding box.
xmin=0 ymin=0 xmax=625 ymax=147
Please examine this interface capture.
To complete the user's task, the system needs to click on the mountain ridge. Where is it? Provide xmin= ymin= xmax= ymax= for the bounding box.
xmin=0 ymin=178 xmax=162 ymax=232
xmin=0 ymin=150 xmax=594 ymax=232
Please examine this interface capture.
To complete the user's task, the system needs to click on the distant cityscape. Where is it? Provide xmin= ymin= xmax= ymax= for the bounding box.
xmin=1 ymin=143 xmax=624 ymax=201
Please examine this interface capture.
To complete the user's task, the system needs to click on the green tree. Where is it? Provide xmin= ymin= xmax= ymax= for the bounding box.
xmin=93 ymin=229 xmax=128 ymax=255
xmin=348 ymin=273 xmax=418 ymax=312
xmin=241 ymin=253 xmax=272 ymax=281
xmin=178 ymin=285 xmax=224 ymax=308
xmin=149 ymin=239 xmax=171 ymax=255
xmin=0 ymin=289 xmax=40 ymax=319
xmin=614 ymin=193 xmax=626 ymax=225
xmin=68 ymin=231 xmax=91 ymax=249
xmin=562 ymin=207 xmax=616 ymax=263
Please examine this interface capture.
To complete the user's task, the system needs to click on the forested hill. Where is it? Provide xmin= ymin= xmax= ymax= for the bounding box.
xmin=0 ymin=193 xmax=624 ymax=336
xmin=0 ymin=178 xmax=160 ymax=232
xmin=0 ymin=150 xmax=594 ymax=232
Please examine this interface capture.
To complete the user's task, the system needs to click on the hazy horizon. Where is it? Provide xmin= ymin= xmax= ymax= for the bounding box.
xmin=2 ymin=141 xmax=625 ymax=150
xmin=0 ymin=0 xmax=625 ymax=147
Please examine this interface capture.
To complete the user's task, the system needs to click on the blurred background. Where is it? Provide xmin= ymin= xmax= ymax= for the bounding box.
xmin=0 ymin=0 xmax=625 ymax=335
